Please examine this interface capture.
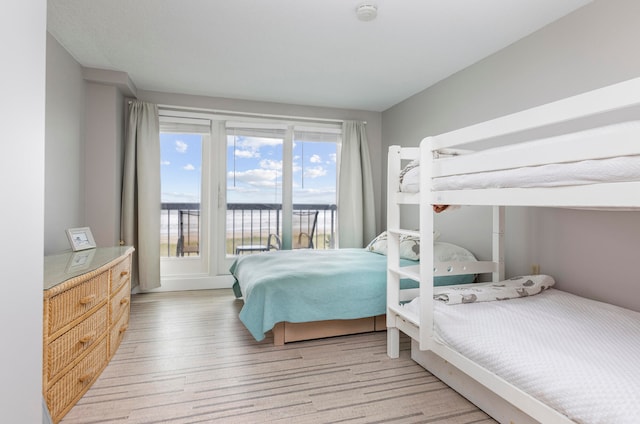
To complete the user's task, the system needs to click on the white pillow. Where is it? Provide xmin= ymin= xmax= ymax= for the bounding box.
xmin=433 ymin=242 xmax=477 ymax=263
xmin=399 ymin=160 xmax=420 ymax=193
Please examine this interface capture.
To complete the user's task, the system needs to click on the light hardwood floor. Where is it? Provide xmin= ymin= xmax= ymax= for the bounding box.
xmin=60 ymin=289 xmax=497 ymax=424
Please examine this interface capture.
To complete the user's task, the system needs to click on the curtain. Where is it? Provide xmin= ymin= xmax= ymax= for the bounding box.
xmin=121 ymin=101 xmax=161 ymax=290
xmin=338 ymin=120 xmax=376 ymax=248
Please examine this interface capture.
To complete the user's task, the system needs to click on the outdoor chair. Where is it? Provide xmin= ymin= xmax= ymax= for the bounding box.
xmin=235 ymin=210 xmax=318 ymax=254
xmin=176 ymin=209 xmax=200 ymax=256
xmin=292 ymin=210 xmax=318 ymax=249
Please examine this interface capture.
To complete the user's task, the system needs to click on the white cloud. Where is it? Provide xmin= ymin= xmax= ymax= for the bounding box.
xmin=310 ymin=154 xmax=322 ymax=163
xmin=175 ymin=140 xmax=188 ymax=153
xmin=259 ymin=159 xmax=282 ymax=171
xmin=183 ymin=164 xmax=195 ymax=171
xmin=235 ymin=149 xmax=260 ymax=159
xmin=304 ymin=166 xmax=326 ymax=178
xmin=229 ymin=168 xmax=280 ymax=188
xmin=160 ymin=160 xmax=171 ymax=166
xmin=329 ymin=153 xmax=336 ymax=163
xmin=229 ymin=136 xmax=282 ymax=160
xmin=229 ymin=136 xmax=282 ymax=150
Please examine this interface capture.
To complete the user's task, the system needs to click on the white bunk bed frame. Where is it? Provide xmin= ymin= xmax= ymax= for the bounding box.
xmin=386 ymin=76 xmax=640 ymax=424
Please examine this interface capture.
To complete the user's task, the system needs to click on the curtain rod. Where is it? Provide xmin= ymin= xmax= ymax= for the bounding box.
xmin=127 ymin=100 xmax=366 ymax=125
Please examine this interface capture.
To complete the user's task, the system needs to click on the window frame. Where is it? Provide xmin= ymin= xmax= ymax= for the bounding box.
xmin=158 ymin=108 xmax=342 ymax=286
xmin=159 ymin=116 xmax=212 ymax=278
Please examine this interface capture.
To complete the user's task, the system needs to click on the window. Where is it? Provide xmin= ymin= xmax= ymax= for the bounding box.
xmin=160 ymin=132 xmax=202 ymax=257
xmin=158 ymin=110 xmax=341 ymax=285
xmin=293 ymin=128 xmax=339 ymax=249
xmin=159 ymin=117 xmax=211 ymax=278
xmin=226 ymin=124 xmax=284 ymax=256
xmin=226 ymin=123 xmax=340 ymax=254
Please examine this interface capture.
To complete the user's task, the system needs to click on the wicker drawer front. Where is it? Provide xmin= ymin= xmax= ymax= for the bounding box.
xmin=47 ymin=272 xmax=109 ymax=336
xmin=110 ymin=278 xmax=131 ymax=325
xmin=110 ymin=306 xmax=130 ymax=357
xmin=46 ymin=304 xmax=108 ymax=382
xmin=111 ymin=256 xmax=131 ymax=294
xmin=46 ymin=336 xmax=109 ymax=423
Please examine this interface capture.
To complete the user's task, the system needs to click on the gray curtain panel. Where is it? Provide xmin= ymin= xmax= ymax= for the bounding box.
xmin=338 ymin=120 xmax=376 ymax=248
xmin=121 ymin=101 xmax=161 ymax=290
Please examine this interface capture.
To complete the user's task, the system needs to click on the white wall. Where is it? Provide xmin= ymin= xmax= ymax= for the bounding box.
xmin=0 ymin=0 xmax=46 ymax=422
xmin=45 ymin=33 xmax=85 ymax=254
xmin=382 ymin=0 xmax=640 ymax=310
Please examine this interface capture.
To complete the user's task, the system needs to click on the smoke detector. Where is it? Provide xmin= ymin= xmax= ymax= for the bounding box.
xmin=356 ymin=2 xmax=378 ymax=21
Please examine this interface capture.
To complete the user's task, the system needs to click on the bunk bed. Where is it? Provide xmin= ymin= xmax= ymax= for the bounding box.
xmin=386 ymin=77 xmax=640 ymax=424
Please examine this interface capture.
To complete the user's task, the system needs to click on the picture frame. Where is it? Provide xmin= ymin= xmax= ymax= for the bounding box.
xmin=66 ymin=227 xmax=97 ymax=251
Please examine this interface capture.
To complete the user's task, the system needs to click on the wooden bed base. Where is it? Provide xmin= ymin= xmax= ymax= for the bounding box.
xmin=272 ymin=314 xmax=386 ymax=345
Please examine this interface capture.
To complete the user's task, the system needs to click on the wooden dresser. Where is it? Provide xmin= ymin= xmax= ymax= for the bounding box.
xmin=43 ymin=246 xmax=134 ymax=423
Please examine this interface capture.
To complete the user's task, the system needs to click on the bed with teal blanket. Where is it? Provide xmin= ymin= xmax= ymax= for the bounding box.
xmin=230 ymin=246 xmax=476 ymax=343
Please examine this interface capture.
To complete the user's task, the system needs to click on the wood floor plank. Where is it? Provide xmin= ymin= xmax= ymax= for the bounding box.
xmin=60 ymin=289 xmax=496 ymax=424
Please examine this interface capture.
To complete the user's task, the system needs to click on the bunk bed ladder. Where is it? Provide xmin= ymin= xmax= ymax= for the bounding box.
xmin=493 ymin=206 xmax=505 ymax=282
xmin=386 ymin=145 xmax=403 ymax=358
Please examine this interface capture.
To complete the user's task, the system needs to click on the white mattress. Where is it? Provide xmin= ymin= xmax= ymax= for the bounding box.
xmin=400 ymin=155 xmax=640 ymax=193
xmin=405 ymin=289 xmax=640 ymax=423
xmin=432 ymin=155 xmax=640 ymax=191
xmin=399 ymin=121 xmax=640 ymax=193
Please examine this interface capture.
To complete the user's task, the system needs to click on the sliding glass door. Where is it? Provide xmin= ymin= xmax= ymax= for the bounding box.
xmin=224 ymin=124 xmax=340 ymax=261
xmin=158 ymin=110 xmax=342 ymax=281
xmin=159 ymin=117 xmax=211 ymax=277
xmin=292 ymin=128 xmax=339 ymax=249
xmin=225 ymin=124 xmax=285 ymax=257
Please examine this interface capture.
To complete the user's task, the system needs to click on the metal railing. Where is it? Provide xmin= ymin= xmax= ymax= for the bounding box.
xmin=161 ymin=203 xmax=337 ymax=257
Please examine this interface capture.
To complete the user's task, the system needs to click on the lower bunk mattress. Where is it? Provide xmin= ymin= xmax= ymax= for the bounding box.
xmin=407 ymin=288 xmax=640 ymax=423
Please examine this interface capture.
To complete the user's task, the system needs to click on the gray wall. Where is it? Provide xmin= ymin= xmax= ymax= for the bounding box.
xmin=45 ymin=36 xmax=133 ymax=253
xmin=382 ymin=0 xmax=640 ymax=311
xmin=84 ymin=82 xmax=126 ymax=247
xmin=0 ymin=1 xmax=46 ymax=421
xmin=45 ymin=33 xmax=85 ymax=254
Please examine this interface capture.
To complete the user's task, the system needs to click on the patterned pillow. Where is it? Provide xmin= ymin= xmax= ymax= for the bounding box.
xmin=366 ymin=230 xmax=441 ymax=261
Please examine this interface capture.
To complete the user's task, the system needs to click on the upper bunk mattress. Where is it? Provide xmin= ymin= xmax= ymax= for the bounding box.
xmin=399 ymin=121 xmax=640 ymax=192
xmin=412 ymin=289 xmax=640 ymax=424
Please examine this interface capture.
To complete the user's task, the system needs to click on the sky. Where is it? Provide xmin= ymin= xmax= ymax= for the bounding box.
xmin=160 ymin=132 xmax=337 ymax=205
xmin=160 ymin=133 xmax=202 ymax=204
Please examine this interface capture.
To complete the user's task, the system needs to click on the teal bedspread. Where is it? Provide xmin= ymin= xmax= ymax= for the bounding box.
xmin=230 ymin=248 xmax=418 ymax=341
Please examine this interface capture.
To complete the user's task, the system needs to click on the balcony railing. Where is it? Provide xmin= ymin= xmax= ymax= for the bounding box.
xmin=161 ymin=203 xmax=337 ymax=257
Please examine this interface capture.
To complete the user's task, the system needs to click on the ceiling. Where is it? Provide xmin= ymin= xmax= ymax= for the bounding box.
xmin=47 ymin=0 xmax=591 ymax=112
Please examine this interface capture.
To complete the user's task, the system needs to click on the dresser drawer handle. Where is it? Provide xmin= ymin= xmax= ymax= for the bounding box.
xmin=119 ymin=324 xmax=129 ymax=334
xmin=78 ymin=332 xmax=96 ymax=344
xmin=119 ymin=297 xmax=129 ymax=306
xmin=79 ymin=294 xmax=96 ymax=305
xmin=78 ymin=370 xmax=95 ymax=383
xmin=120 ymin=270 xmax=129 ymax=277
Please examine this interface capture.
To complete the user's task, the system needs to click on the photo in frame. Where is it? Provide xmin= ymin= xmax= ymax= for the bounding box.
xmin=66 ymin=227 xmax=97 ymax=251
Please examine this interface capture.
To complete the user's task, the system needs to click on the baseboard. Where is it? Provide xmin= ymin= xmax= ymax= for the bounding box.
xmin=132 ymin=274 xmax=235 ymax=293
